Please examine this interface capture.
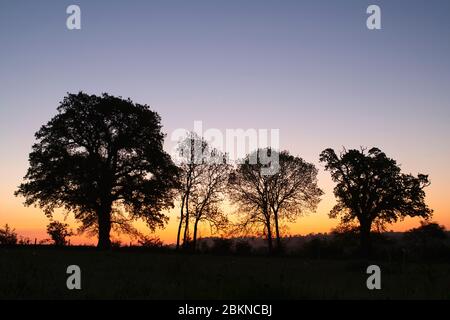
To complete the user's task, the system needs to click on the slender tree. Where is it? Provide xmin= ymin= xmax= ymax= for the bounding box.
xmin=175 ymin=132 xmax=229 ymax=250
xmin=16 ymin=92 xmax=179 ymax=249
xmin=320 ymin=147 xmax=433 ymax=255
xmin=174 ymin=132 xmax=207 ymax=249
xmin=189 ymin=149 xmax=230 ymax=250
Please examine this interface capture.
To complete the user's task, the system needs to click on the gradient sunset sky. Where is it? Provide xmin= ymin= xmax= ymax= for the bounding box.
xmin=1 ymin=0 xmax=449 ymax=244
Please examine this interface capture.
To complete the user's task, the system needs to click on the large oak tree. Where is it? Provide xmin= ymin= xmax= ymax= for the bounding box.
xmin=320 ymin=147 xmax=433 ymax=255
xmin=15 ymin=92 xmax=179 ymax=249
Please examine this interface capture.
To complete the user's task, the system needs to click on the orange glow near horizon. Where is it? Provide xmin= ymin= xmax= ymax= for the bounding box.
xmin=2 ymin=170 xmax=448 ymax=246
xmin=1 ymin=0 xmax=450 ymax=248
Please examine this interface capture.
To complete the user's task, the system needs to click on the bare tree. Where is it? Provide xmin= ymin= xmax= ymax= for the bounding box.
xmin=189 ymin=150 xmax=231 ymax=250
xmin=228 ymin=149 xmax=276 ymax=252
xmin=175 ymin=132 xmax=229 ymax=250
xmin=268 ymin=151 xmax=323 ymax=251
xmin=174 ymin=132 xmax=207 ymax=249
xmin=229 ymin=149 xmax=322 ymax=253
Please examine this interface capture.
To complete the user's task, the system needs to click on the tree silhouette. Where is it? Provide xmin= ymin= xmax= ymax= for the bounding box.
xmin=174 ymin=132 xmax=230 ymax=250
xmin=320 ymin=147 xmax=433 ymax=255
xmin=189 ymin=149 xmax=230 ymax=251
xmin=228 ymin=149 xmax=275 ymax=252
xmin=174 ymin=132 xmax=205 ymax=249
xmin=268 ymin=151 xmax=322 ymax=251
xmin=229 ymin=148 xmax=321 ymax=253
xmin=46 ymin=221 xmax=73 ymax=246
xmin=15 ymin=92 xmax=179 ymax=249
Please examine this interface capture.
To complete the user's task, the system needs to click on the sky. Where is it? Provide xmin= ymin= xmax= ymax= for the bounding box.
xmin=1 ymin=0 xmax=449 ymax=244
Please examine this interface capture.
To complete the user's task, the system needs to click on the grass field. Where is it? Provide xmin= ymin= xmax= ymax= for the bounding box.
xmin=0 ymin=246 xmax=449 ymax=299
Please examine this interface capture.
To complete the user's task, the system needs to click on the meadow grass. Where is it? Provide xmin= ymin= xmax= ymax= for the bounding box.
xmin=0 ymin=246 xmax=449 ymax=299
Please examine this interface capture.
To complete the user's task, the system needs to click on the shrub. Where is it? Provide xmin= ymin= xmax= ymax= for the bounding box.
xmin=138 ymin=236 xmax=163 ymax=248
xmin=46 ymin=221 xmax=73 ymax=246
xmin=0 ymin=224 xmax=18 ymax=245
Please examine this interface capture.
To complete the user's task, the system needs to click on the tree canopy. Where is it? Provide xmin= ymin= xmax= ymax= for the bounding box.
xmin=174 ymin=132 xmax=230 ymax=250
xmin=15 ymin=92 xmax=179 ymax=249
xmin=320 ymin=147 xmax=433 ymax=255
xmin=229 ymin=148 xmax=322 ymax=252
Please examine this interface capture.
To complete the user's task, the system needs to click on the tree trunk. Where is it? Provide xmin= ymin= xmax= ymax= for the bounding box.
xmin=183 ymin=193 xmax=190 ymax=248
xmin=273 ymin=209 xmax=282 ymax=253
xmin=360 ymin=221 xmax=372 ymax=257
xmin=176 ymin=196 xmax=185 ymax=250
xmin=97 ymin=205 xmax=112 ymax=250
xmin=266 ymin=218 xmax=273 ymax=254
xmin=192 ymin=218 xmax=200 ymax=252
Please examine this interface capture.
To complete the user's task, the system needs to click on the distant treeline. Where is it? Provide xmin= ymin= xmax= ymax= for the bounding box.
xmin=2 ymin=222 xmax=449 ymax=262
xmin=193 ymin=224 xmax=450 ymax=261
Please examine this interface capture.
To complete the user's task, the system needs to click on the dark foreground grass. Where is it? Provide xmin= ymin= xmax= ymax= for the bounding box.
xmin=0 ymin=246 xmax=449 ymax=299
